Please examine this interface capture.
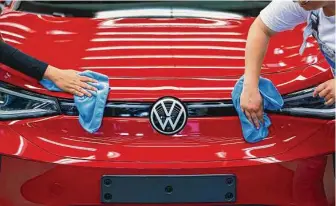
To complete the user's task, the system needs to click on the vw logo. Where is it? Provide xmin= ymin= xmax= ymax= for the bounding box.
xmin=149 ymin=97 xmax=187 ymax=135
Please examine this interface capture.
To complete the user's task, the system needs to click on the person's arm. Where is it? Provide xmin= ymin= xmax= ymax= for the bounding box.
xmin=244 ymin=16 xmax=276 ymax=92
xmin=0 ymin=40 xmax=48 ymax=81
xmin=240 ymin=0 xmax=308 ymax=128
xmin=240 ymin=17 xmax=275 ymax=128
xmin=0 ymin=40 xmax=97 ymax=96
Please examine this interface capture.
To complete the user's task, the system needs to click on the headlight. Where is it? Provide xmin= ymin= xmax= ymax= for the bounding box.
xmin=0 ymin=82 xmax=60 ymax=120
xmin=277 ymin=87 xmax=335 ymax=119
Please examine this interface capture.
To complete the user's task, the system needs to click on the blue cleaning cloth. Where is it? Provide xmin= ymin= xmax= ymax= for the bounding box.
xmin=231 ymin=76 xmax=284 ymax=143
xmin=40 ymin=70 xmax=110 ymax=133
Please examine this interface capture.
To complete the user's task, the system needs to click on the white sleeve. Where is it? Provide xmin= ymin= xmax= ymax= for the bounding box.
xmin=259 ymin=0 xmax=309 ymax=32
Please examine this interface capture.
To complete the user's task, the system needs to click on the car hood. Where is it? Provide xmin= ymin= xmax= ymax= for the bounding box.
xmin=0 ymin=11 xmax=329 ymax=101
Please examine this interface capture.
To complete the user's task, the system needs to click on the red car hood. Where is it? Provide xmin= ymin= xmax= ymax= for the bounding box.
xmin=0 ymin=11 xmax=330 ymax=101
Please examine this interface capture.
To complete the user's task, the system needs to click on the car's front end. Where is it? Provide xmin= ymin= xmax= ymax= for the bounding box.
xmin=0 ymin=1 xmax=335 ymax=205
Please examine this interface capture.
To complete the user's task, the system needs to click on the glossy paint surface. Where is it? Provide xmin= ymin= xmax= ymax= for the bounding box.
xmin=0 ymin=145 xmax=334 ymax=206
xmin=3 ymin=115 xmax=334 ymax=163
xmin=0 ymin=4 xmax=335 ymax=206
xmin=0 ymin=9 xmax=333 ymax=101
xmin=0 ymin=117 xmax=335 ymax=205
xmin=0 ymin=116 xmax=334 ymax=168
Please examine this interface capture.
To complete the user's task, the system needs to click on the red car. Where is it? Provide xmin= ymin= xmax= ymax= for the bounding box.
xmin=0 ymin=1 xmax=334 ymax=206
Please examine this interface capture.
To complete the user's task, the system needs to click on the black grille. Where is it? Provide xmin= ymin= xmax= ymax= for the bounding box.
xmin=58 ymin=99 xmax=238 ymax=118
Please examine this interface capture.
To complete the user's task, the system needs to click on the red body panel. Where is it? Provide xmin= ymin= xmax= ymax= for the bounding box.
xmin=0 ymin=3 xmax=334 ymax=206
xmin=0 ymin=117 xmax=334 ymax=168
xmin=0 ymin=119 xmax=334 ymax=205
xmin=2 ymin=115 xmax=334 ymax=163
xmin=0 ymin=10 xmax=333 ymax=101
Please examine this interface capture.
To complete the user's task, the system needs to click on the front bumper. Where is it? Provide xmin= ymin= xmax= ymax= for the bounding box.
xmin=0 ymin=154 xmax=334 ymax=206
xmin=0 ymin=117 xmax=335 ymax=205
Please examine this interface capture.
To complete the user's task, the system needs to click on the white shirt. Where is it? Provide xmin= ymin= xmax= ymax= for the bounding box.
xmin=259 ymin=0 xmax=335 ymax=51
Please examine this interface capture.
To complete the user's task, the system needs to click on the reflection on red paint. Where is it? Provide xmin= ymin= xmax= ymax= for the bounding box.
xmin=293 ymin=156 xmax=329 ymax=206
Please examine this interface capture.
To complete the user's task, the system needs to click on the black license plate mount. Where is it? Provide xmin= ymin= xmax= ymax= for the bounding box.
xmin=101 ymin=174 xmax=236 ymax=204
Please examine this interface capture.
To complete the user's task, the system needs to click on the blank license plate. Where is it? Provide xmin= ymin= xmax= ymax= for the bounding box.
xmin=101 ymin=174 xmax=236 ymax=204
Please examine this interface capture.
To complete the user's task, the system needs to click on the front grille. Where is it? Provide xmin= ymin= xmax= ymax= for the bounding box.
xmin=58 ymin=99 xmax=238 ymax=118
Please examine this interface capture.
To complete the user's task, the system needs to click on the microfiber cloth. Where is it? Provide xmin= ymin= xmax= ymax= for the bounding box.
xmin=40 ymin=70 xmax=110 ymax=134
xmin=231 ymin=76 xmax=284 ymax=143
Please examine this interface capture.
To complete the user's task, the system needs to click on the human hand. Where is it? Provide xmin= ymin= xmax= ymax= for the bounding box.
xmin=313 ymin=79 xmax=335 ymax=105
xmin=43 ymin=66 xmax=98 ymax=97
xmin=240 ymin=86 xmax=264 ymax=129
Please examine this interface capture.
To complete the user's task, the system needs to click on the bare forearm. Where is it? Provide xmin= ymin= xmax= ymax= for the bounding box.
xmin=43 ymin=65 xmax=61 ymax=81
xmin=244 ymin=17 xmax=273 ymax=89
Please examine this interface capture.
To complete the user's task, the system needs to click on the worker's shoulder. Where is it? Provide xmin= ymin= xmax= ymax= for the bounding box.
xmin=263 ymin=0 xmax=309 ymax=17
xmin=259 ymin=0 xmax=310 ymax=32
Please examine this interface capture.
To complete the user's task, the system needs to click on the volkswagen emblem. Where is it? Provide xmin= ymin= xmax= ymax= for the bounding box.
xmin=150 ymin=97 xmax=187 ymax=135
